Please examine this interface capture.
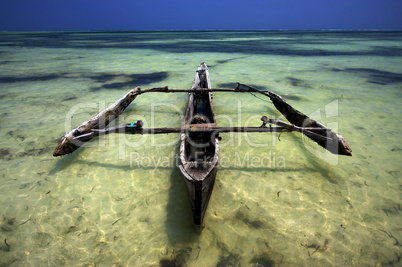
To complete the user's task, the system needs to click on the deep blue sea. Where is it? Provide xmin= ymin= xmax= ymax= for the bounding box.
xmin=0 ymin=31 xmax=401 ymax=266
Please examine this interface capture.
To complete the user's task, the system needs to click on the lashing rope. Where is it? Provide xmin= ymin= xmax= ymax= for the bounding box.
xmin=130 ymin=122 xmax=136 ymax=134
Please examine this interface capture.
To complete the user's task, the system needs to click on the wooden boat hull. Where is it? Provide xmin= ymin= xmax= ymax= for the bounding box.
xmin=179 ymin=62 xmax=219 ymax=225
xmin=179 ymin=135 xmax=219 ymax=225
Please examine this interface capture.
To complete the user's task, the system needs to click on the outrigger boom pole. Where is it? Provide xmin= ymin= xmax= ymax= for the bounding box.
xmin=124 ymin=84 xmax=269 ymax=96
xmin=54 ymin=83 xmax=352 ymax=157
xmin=73 ymin=116 xmax=332 ymax=142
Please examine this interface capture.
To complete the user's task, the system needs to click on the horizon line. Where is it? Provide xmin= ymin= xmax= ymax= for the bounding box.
xmin=1 ymin=28 xmax=402 ymax=33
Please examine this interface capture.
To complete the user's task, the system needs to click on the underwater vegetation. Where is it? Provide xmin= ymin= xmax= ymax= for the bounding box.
xmin=0 ymin=71 xmax=169 ymax=91
xmin=330 ymin=67 xmax=402 ymax=85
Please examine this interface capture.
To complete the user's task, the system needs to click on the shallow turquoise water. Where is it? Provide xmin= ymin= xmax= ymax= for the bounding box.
xmin=0 ymin=31 xmax=401 ymax=266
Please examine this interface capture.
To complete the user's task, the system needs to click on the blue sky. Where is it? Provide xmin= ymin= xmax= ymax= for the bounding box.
xmin=0 ymin=0 xmax=401 ymax=31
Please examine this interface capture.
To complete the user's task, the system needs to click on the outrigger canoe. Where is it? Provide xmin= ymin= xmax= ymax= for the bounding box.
xmin=53 ymin=62 xmax=352 ymax=226
xmin=179 ymin=62 xmax=219 ymax=225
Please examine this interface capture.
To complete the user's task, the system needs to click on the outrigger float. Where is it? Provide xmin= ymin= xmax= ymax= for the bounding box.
xmin=53 ymin=62 xmax=352 ymax=225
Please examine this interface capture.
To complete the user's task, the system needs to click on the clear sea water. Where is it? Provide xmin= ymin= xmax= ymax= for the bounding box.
xmin=0 ymin=31 xmax=401 ymax=266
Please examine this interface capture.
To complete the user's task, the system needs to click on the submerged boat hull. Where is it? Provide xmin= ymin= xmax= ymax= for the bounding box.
xmin=179 ymin=136 xmax=219 ymax=225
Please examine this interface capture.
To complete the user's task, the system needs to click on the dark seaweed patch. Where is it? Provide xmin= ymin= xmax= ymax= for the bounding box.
xmin=0 ymin=146 xmax=50 ymax=159
xmin=88 ymin=73 xmax=120 ymax=83
xmin=215 ymin=240 xmax=242 ymax=266
xmin=287 ymin=77 xmax=303 ymax=87
xmin=285 ymin=77 xmax=312 ymax=88
xmin=159 ymin=252 xmax=188 ymax=267
xmin=1 ymin=216 xmax=17 ymax=233
xmin=217 ymin=83 xmax=238 ymax=88
xmin=235 ymin=208 xmax=265 ymax=229
xmin=250 ymin=256 xmax=275 ymax=267
xmin=18 ymin=147 xmax=50 ymax=157
xmin=0 ymin=73 xmax=69 ymax=83
xmin=6 ymin=218 xmax=16 ymax=226
xmin=55 ymin=56 xmax=85 ymax=61
xmin=0 ymin=148 xmax=11 ymax=160
xmin=243 ymin=218 xmax=264 ymax=229
xmin=282 ymin=94 xmax=308 ymax=101
xmin=2 ymin=31 xmax=401 ymax=57
xmin=216 ymin=253 xmax=240 ymax=267
xmin=370 ymin=45 xmax=402 ymax=57
xmin=62 ymin=96 xmax=78 ymax=101
xmin=347 ymin=68 xmax=402 ymax=85
xmin=0 ymin=60 xmax=27 ymax=65
xmin=0 ymin=71 xmax=169 ymax=92
xmin=159 ymin=258 xmax=183 ymax=267
xmin=89 ymin=71 xmax=169 ymax=91
xmin=331 ymin=68 xmax=402 ymax=85
xmin=159 ymin=245 xmax=192 ymax=267
xmin=6 ymin=131 xmax=25 ymax=141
